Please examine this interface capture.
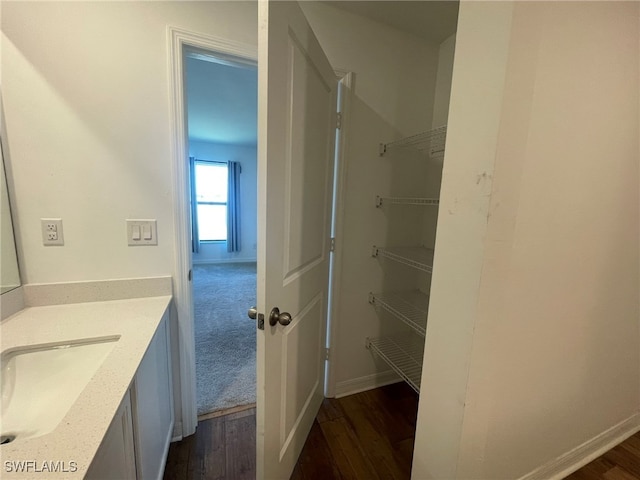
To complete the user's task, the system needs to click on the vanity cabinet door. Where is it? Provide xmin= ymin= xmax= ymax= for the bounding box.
xmin=86 ymin=390 xmax=137 ymax=479
xmin=132 ymin=310 xmax=174 ymax=480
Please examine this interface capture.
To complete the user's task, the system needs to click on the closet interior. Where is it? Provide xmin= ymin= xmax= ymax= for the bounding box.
xmin=309 ymin=0 xmax=459 ymax=424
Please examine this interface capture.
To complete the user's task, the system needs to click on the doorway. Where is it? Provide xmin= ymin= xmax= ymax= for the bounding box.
xmin=183 ymin=48 xmax=258 ymax=417
xmin=167 ymin=25 xmax=348 ymax=442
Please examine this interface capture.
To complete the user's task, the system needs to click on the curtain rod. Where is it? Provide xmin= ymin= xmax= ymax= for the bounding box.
xmin=193 ymin=158 xmax=228 ymax=165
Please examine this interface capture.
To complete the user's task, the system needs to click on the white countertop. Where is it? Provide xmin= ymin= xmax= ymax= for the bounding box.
xmin=0 ymin=295 xmax=172 ymax=479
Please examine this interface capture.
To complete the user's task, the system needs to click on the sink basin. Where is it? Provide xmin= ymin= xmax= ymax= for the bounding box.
xmin=1 ymin=336 xmax=119 ymax=444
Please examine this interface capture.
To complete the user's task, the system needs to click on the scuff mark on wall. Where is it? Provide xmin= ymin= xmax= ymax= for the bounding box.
xmin=448 ymin=197 xmax=459 ymax=215
xmin=476 ymin=172 xmax=492 ymax=185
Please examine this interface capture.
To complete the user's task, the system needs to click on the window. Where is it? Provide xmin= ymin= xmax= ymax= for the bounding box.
xmin=195 ymin=161 xmax=227 ymax=241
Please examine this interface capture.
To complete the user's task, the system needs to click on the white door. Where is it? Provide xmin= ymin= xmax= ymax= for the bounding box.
xmin=256 ymin=1 xmax=337 ymax=478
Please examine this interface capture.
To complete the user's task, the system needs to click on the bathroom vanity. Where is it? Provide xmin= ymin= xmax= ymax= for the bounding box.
xmin=1 ymin=293 xmax=173 ymax=479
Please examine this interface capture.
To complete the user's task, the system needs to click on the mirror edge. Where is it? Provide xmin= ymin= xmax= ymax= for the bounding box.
xmin=0 ymin=90 xmax=23 ymax=296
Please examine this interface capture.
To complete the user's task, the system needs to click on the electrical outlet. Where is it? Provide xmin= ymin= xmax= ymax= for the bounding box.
xmin=41 ymin=218 xmax=64 ymax=246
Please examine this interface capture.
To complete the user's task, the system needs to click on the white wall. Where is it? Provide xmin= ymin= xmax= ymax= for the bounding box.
xmin=1 ymin=1 xmax=257 ymax=284
xmin=188 ymin=140 xmax=257 ymax=264
xmin=301 ymin=2 xmax=441 ymax=390
xmin=414 ymin=2 xmax=640 ymax=478
xmin=432 ymin=34 xmax=456 ymax=129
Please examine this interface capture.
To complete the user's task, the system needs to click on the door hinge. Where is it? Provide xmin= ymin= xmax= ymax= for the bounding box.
xmin=336 ymin=112 xmax=342 ymax=130
xmin=325 ymin=347 xmax=330 ymax=361
xmin=330 ymin=237 xmax=336 ymax=252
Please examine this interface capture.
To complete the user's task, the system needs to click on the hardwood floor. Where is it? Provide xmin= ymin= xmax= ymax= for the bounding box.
xmin=566 ymin=432 xmax=640 ymax=480
xmin=163 ymin=382 xmax=418 ymax=480
xmin=163 ymin=406 xmax=256 ymax=480
xmin=164 ymin=384 xmax=640 ymax=480
xmin=291 ymin=382 xmax=418 ymax=480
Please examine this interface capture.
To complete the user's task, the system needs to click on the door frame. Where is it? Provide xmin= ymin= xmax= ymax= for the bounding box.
xmin=324 ymin=70 xmax=353 ymax=398
xmin=167 ymin=26 xmax=258 ymax=438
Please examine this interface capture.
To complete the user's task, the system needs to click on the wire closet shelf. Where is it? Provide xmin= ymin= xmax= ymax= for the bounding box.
xmin=375 ymin=196 xmax=439 ymax=208
xmin=372 ymin=246 xmax=434 ymax=273
xmin=366 ymin=334 xmax=424 ymax=393
xmin=379 ymin=125 xmax=447 ymax=158
xmin=369 ymin=291 xmax=429 ymax=337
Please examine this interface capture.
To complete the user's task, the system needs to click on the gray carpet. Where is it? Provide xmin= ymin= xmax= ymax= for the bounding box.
xmin=194 ymin=262 xmax=256 ymax=415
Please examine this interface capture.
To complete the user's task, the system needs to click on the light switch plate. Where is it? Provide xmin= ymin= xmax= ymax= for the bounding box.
xmin=126 ymin=219 xmax=157 ymax=246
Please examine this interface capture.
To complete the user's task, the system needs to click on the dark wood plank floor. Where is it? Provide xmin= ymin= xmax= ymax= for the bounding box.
xmin=163 ymin=406 xmax=256 ymax=480
xmin=291 ymin=382 xmax=418 ymax=480
xmin=163 ymin=382 xmax=418 ymax=480
xmin=164 ymin=383 xmax=640 ymax=480
xmin=566 ymin=432 xmax=640 ymax=480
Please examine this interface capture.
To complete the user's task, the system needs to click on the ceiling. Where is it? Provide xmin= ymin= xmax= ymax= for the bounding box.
xmin=186 ymin=56 xmax=258 ymax=146
xmin=185 ymin=2 xmax=458 ymax=146
xmin=326 ymin=1 xmax=459 ymax=44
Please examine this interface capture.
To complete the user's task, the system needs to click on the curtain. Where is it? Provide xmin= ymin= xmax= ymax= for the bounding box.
xmin=189 ymin=156 xmax=200 ymax=253
xmin=227 ymin=161 xmax=241 ymax=252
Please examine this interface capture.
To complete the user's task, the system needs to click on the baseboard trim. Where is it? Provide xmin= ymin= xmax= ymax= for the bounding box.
xmin=334 ymin=370 xmax=401 ymax=398
xmin=519 ymin=413 xmax=640 ymax=480
xmin=171 ymin=421 xmax=183 ymax=442
xmin=192 ymin=258 xmax=257 ymax=265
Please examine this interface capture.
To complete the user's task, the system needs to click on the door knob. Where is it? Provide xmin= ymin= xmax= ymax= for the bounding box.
xmin=269 ymin=307 xmax=292 ymax=327
xmin=248 ymin=306 xmax=264 ymax=330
